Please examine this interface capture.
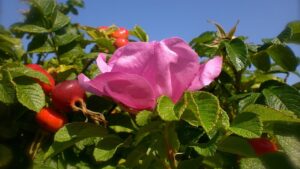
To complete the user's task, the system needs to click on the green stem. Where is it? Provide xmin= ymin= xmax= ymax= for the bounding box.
xmin=164 ymin=122 xmax=177 ymax=169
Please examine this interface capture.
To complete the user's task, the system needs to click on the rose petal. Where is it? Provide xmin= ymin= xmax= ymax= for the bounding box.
xmin=108 ymin=37 xmax=199 ymax=103
xmin=78 ymin=74 xmax=104 ymax=96
xmin=84 ymin=72 xmax=156 ymax=110
xmin=188 ymin=56 xmax=223 ymax=91
xmin=96 ymin=53 xmax=112 ymax=73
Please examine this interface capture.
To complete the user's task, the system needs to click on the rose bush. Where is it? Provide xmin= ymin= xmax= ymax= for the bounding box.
xmin=78 ymin=37 xmax=222 ymax=111
xmin=0 ymin=0 xmax=300 ymax=169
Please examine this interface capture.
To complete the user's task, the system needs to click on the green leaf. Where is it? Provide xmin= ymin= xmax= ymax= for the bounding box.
xmin=267 ymin=44 xmax=298 ymax=71
xmin=130 ymin=25 xmax=149 ymax=42
xmin=27 ymin=34 xmax=55 ymax=53
xmin=190 ymin=133 xmax=219 ymax=157
xmin=134 ymin=121 xmax=163 ymax=146
xmin=15 ymin=77 xmax=45 ymax=112
xmin=108 ymin=113 xmax=136 ymax=133
xmin=238 ymin=93 xmax=261 ymax=112
xmin=218 ymin=136 xmax=256 ymax=157
xmin=190 ymin=31 xmax=218 ymax=57
xmin=0 ymin=34 xmax=25 ymax=59
xmin=57 ymin=41 xmax=83 ymax=64
xmin=190 ymin=31 xmax=216 ymax=45
xmin=45 ymin=122 xmax=108 ymax=159
xmin=224 ymin=38 xmax=248 ymax=71
xmin=93 ymin=135 xmax=123 ymax=162
xmin=12 ymin=24 xmax=49 ymax=33
xmin=250 ymin=51 xmax=271 ymax=71
xmin=52 ymin=11 xmax=70 ymax=31
xmin=229 ymin=112 xmax=262 ymax=138
xmin=176 ymin=121 xmax=204 ymax=145
xmin=7 ymin=64 xmax=49 ymax=84
xmin=264 ymin=122 xmax=300 ymax=138
xmin=31 ymin=0 xmax=57 ymax=18
xmin=95 ymin=38 xmax=116 ymax=53
xmin=54 ymin=33 xmax=80 ymax=46
xmin=190 ymin=91 xmax=220 ymax=134
xmin=278 ymin=20 xmax=300 ymax=44
xmin=80 ymin=25 xmax=105 ymax=39
xmin=135 ymin=110 xmax=152 ymax=126
xmin=240 ymin=158 xmax=266 ymax=169
xmin=157 ymin=96 xmax=179 ymax=121
xmin=180 ymin=91 xmax=221 ymax=138
xmin=0 ymin=70 xmax=16 ymax=104
xmin=276 ymin=135 xmax=300 ymax=168
xmin=243 ymin=104 xmax=300 ymax=123
xmin=54 ymin=122 xmax=107 ymax=142
xmin=217 ymin=109 xmax=230 ymax=130
xmin=263 ymin=85 xmax=300 ymax=117
xmin=180 ymin=92 xmax=199 ymax=127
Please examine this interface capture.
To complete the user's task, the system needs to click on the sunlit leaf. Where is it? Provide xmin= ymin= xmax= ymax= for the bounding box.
xmin=15 ymin=77 xmax=45 ymax=112
xmin=267 ymin=44 xmax=298 ymax=71
xmin=243 ymin=104 xmax=300 ymax=123
xmin=278 ymin=20 xmax=300 ymax=44
xmin=224 ymin=38 xmax=248 ymax=71
xmin=93 ymin=135 xmax=123 ymax=162
xmin=0 ymin=70 xmax=16 ymax=105
xmin=263 ymin=85 xmax=300 ymax=117
xmin=229 ymin=112 xmax=262 ymax=138
xmin=157 ymin=96 xmax=179 ymax=121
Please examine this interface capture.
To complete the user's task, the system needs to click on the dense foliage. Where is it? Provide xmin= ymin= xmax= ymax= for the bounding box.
xmin=0 ymin=0 xmax=300 ymax=168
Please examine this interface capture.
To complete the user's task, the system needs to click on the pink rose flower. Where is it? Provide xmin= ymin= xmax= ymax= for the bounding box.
xmin=78 ymin=37 xmax=222 ymax=112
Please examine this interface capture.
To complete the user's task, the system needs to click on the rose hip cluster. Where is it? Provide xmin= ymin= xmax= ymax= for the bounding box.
xmin=26 ymin=64 xmax=86 ymax=133
xmin=99 ymin=26 xmax=129 ymax=48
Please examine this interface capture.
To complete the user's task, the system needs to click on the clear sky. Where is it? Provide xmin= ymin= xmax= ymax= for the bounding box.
xmin=0 ymin=0 xmax=299 ymax=83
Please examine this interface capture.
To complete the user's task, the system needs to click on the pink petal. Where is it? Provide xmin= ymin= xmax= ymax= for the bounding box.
xmin=108 ymin=37 xmax=199 ymax=103
xmin=96 ymin=53 xmax=112 ymax=73
xmin=78 ymin=74 xmax=104 ymax=96
xmin=188 ymin=56 xmax=223 ymax=91
xmin=82 ymin=72 xmax=156 ymax=110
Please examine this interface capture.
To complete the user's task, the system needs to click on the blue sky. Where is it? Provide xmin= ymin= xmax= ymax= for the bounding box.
xmin=0 ymin=0 xmax=299 ymax=83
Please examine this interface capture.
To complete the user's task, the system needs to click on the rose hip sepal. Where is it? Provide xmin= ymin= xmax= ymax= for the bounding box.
xmin=248 ymin=138 xmax=278 ymax=156
xmin=26 ymin=64 xmax=55 ymax=94
xmin=78 ymin=37 xmax=223 ymax=113
xmin=51 ymin=80 xmax=87 ymax=113
xmin=36 ymin=107 xmax=67 ymax=133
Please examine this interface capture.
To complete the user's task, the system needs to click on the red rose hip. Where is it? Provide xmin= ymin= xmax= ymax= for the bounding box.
xmin=51 ymin=80 xmax=87 ymax=113
xmin=248 ymin=138 xmax=278 ymax=156
xmin=114 ymin=38 xmax=129 ymax=48
xmin=36 ymin=107 xmax=67 ymax=133
xmin=111 ymin=27 xmax=129 ymax=39
xmin=26 ymin=64 xmax=55 ymax=94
